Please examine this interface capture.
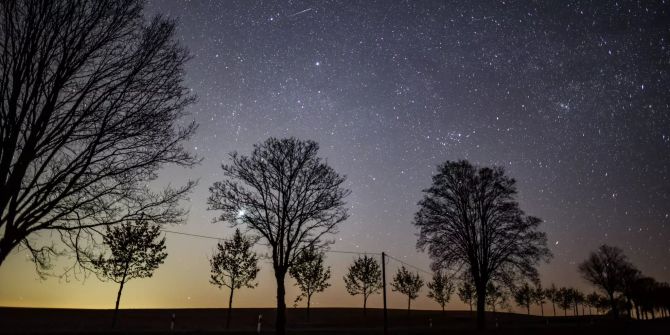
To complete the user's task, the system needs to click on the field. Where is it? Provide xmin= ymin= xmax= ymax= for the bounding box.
xmin=1 ymin=307 xmax=668 ymax=334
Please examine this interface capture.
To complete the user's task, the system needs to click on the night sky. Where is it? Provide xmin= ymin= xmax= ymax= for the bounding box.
xmin=1 ymin=0 xmax=669 ymax=312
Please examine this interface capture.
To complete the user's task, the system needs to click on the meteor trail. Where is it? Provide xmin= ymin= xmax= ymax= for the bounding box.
xmin=288 ymin=8 xmax=312 ymax=18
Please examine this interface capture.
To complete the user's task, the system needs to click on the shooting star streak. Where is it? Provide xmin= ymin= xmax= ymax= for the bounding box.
xmin=288 ymin=8 xmax=312 ymax=18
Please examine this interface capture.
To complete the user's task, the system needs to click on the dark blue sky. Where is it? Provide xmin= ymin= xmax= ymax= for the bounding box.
xmin=148 ymin=0 xmax=670 ymax=292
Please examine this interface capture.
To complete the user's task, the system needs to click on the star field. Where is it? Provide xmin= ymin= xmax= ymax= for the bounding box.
xmin=2 ymin=0 xmax=669 ymax=311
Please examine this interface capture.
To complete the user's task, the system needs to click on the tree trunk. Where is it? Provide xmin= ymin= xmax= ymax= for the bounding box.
xmin=407 ymin=296 xmax=411 ymax=317
xmin=540 ymin=302 xmax=544 ymax=316
xmin=552 ymin=301 xmax=556 ymax=316
xmin=475 ymin=285 xmax=486 ymax=330
xmin=226 ymin=288 xmax=234 ymax=329
xmin=608 ymin=292 xmax=618 ymax=318
xmin=112 ymin=280 xmax=126 ymax=328
xmin=564 ymin=308 xmax=567 ymax=317
xmin=275 ymin=270 xmax=287 ymax=335
xmin=0 ymin=237 xmax=15 ymax=266
xmin=307 ymin=293 xmax=311 ymax=322
xmin=527 ymin=304 xmax=530 ymax=315
xmin=363 ymin=295 xmax=367 ymax=316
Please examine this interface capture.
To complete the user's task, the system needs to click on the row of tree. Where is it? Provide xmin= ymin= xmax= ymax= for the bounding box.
xmin=0 ymin=0 xmax=548 ymax=333
xmin=2 ymin=2 xmax=667 ymax=334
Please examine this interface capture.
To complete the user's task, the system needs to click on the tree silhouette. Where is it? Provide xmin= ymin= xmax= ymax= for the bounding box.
xmin=485 ymin=282 xmax=508 ymax=313
xmin=413 ymin=160 xmax=551 ymax=329
xmin=391 ymin=266 xmax=424 ymax=316
xmin=0 ymin=0 xmax=197 ymax=276
xmin=457 ymin=281 xmax=475 ymax=311
xmin=557 ymin=287 xmax=573 ymax=316
xmin=343 ymin=255 xmax=382 ymax=316
xmin=289 ymin=246 xmax=331 ymax=321
xmin=208 ymin=137 xmax=349 ymax=335
xmin=91 ymin=219 xmax=167 ymax=328
xmin=427 ymin=270 xmax=454 ymax=313
xmin=546 ymin=284 xmax=559 ymax=316
xmin=514 ymin=283 xmax=534 ymax=315
xmin=209 ymin=228 xmax=259 ymax=329
xmin=533 ymin=283 xmax=546 ymax=316
xmin=571 ymin=288 xmax=585 ymax=316
xmin=586 ymin=291 xmax=602 ymax=315
xmin=578 ymin=244 xmax=634 ymax=317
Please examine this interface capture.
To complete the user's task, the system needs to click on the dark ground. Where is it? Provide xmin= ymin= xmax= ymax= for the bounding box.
xmin=0 ymin=307 xmax=667 ymax=334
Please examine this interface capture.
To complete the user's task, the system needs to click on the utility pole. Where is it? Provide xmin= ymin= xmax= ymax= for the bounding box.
xmin=382 ymin=252 xmax=388 ymax=335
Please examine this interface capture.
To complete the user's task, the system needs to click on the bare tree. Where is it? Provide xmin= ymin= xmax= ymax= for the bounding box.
xmin=91 ymin=219 xmax=167 ymax=328
xmin=413 ymin=160 xmax=551 ymax=328
xmin=578 ymin=244 xmax=634 ymax=317
xmin=514 ymin=282 xmax=533 ymax=315
xmin=344 ymin=255 xmax=382 ymax=316
xmin=457 ymin=281 xmax=475 ymax=311
xmin=391 ymin=266 xmax=424 ymax=316
xmin=209 ymin=228 xmax=259 ymax=329
xmin=0 ymin=0 xmax=197 ymax=276
xmin=289 ymin=245 xmax=331 ymax=321
xmin=427 ymin=270 xmax=454 ymax=313
xmin=208 ymin=137 xmax=349 ymax=335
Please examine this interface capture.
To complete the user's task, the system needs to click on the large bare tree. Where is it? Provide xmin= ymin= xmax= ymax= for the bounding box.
xmin=208 ymin=137 xmax=349 ymax=335
xmin=0 ymin=0 xmax=197 ymax=275
xmin=578 ymin=244 xmax=635 ymax=317
xmin=413 ymin=160 xmax=551 ymax=329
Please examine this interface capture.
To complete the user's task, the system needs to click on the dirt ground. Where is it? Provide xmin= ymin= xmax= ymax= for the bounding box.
xmin=0 ymin=307 xmax=668 ymax=334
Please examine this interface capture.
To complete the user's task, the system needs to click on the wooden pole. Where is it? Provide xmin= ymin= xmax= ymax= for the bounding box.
xmin=382 ymin=252 xmax=388 ymax=335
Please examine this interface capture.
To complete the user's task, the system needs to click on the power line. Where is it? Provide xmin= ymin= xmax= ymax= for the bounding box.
xmin=161 ymin=228 xmax=431 ymax=275
xmin=161 ymin=229 xmax=224 ymax=241
xmin=384 ymin=253 xmax=433 ymax=276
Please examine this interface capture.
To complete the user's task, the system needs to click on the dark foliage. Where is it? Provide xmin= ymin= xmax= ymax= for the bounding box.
xmin=209 ymin=228 xmax=259 ymax=329
xmin=91 ymin=219 xmax=167 ymax=327
xmin=289 ymin=245 xmax=331 ymax=320
xmin=343 ymin=255 xmax=382 ymax=316
xmin=391 ymin=266 xmax=424 ymax=315
xmin=427 ymin=270 xmax=454 ymax=312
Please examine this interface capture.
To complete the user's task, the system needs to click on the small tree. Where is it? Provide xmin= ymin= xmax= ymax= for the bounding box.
xmin=427 ymin=270 xmax=454 ymax=313
xmin=572 ymin=289 xmax=585 ymax=316
xmin=514 ymin=283 xmax=534 ymax=315
xmin=586 ymin=292 xmax=602 ymax=315
xmin=344 ymin=255 xmax=382 ymax=316
xmin=92 ymin=219 xmax=167 ymax=328
xmin=557 ymin=287 xmax=573 ymax=316
xmin=290 ymin=246 xmax=331 ymax=321
xmin=485 ymin=282 xmax=508 ymax=313
xmin=209 ymin=229 xmax=259 ymax=329
xmin=546 ymin=284 xmax=559 ymax=316
xmin=533 ymin=283 xmax=546 ymax=316
xmin=578 ymin=244 xmax=634 ymax=318
xmin=458 ymin=281 xmax=476 ymax=311
xmin=391 ymin=266 xmax=424 ymax=315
